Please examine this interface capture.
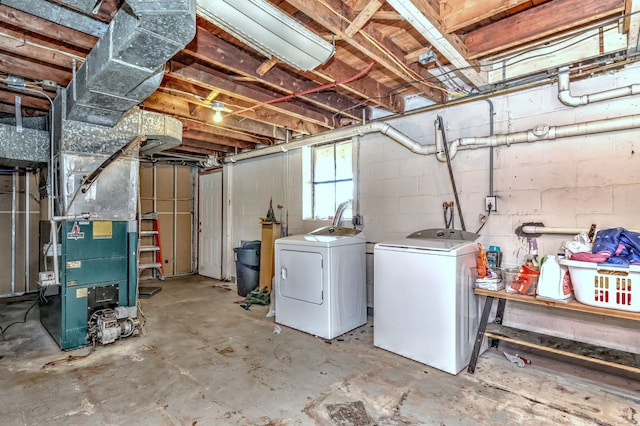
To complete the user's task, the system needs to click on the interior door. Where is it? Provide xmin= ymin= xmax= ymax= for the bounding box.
xmin=198 ymin=172 xmax=222 ymax=279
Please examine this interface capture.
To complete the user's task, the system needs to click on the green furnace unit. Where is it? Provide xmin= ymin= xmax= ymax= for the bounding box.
xmin=40 ymin=220 xmax=140 ymax=350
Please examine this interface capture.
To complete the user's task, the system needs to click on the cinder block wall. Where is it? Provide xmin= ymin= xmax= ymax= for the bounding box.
xmin=224 ymin=63 xmax=640 ymax=352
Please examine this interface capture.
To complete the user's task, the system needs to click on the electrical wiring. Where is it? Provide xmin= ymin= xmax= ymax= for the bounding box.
xmin=408 ymin=10 xmax=635 ymax=84
xmin=229 ymin=60 xmax=377 ymax=118
xmin=0 ymin=32 xmax=85 ymax=63
xmin=475 ymin=210 xmax=491 ymax=234
xmin=331 ymin=14 xmax=635 ymax=119
xmin=159 ymin=87 xmax=245 ymax=111
xmin=314 ymin=0 xmax=465 ymax=97
xmin=0 ymin=292 xmax=41 ymax=334
xmin=331 ymin=6 xmax=640 ymax=111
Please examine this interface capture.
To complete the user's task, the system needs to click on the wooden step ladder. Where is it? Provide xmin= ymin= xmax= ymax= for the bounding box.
xmin=138 ymin=213 xmax=165 ymax=281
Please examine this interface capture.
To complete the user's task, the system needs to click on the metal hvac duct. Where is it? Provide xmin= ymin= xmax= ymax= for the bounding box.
xmin=64 ymin=0 xmax=196 ymax=126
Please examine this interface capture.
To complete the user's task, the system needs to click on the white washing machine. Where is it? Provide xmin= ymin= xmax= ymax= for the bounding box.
xmin=275 ymin=226 xmax=366 ymax=339
xmin=374 ymin=228 xmax=482 ymax=375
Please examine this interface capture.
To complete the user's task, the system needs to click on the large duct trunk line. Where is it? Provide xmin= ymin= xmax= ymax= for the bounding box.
xmin=64 ymin=0 xmax=196 ymax=126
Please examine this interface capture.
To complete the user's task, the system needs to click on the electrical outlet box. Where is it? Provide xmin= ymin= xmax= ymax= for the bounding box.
xmin=485 ymin=196 xmax=497 ymax=212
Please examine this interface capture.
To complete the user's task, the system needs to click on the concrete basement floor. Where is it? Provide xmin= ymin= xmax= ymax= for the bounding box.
xmin=1 ymin=275 xmax=639 ymax=425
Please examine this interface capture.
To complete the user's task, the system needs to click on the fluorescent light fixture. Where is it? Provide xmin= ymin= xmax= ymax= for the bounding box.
xmin=197 ymin=0 xmax=335 ymax=71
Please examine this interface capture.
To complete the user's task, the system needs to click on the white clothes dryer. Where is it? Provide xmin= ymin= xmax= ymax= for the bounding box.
xmin=275 ymin=226 xmax=366 ymax=339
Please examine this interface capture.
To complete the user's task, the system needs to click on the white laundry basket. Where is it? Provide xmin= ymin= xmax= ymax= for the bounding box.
xmin=560 ymin=259 xmax=640 ymax=312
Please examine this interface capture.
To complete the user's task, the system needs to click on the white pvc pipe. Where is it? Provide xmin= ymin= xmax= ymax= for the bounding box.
xmin=221 ymin=121 xmax=437 ymax=163
xmin=558 ymin=66 xmax=640 ymax=107
xmin=521 ymin=226 xmax=588 ymax=235
xmin=521 ymin=225 xmax=640 ymax=235
xmin=454 ymin=114 xmax=640 ymax=150
xmin=221 ymin=110 xmax=640 ymax=164
xmin=434 ymin=119 xmax=458 ymax=162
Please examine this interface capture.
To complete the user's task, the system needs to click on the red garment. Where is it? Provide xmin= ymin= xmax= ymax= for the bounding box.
xmin=570 ymin=251 xmax=610 ymax=263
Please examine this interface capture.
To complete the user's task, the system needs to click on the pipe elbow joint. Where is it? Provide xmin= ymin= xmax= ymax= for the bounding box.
xmin=558 ymin=91 xmax=583 ymax=107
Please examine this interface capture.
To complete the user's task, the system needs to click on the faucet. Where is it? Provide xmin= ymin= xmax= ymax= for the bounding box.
xmin=331 ymin=200 xmax=352 ymax=229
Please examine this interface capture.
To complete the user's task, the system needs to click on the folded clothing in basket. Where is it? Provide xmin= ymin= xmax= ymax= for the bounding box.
xmin=591 ymin=228 xmax=640 ymax=266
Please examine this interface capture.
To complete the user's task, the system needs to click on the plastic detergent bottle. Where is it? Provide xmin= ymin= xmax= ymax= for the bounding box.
xmin=558 ymin=254 xmax=573 ymax=298
xmin=537 ymin=255 xmax=569 ymax=300
xmin=486 ymin=246 xmax=502 ymax=268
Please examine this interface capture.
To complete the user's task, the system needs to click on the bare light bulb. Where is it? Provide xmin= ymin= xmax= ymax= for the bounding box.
xmin=213 ymin=109 xmax=222 ymax=123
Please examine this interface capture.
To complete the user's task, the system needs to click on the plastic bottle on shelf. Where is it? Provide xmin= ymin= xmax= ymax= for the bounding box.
xmin=486 ymin=245 xmax=502 ymax=269
xmin=537 ymin=255 xmax=570 ymax=300
xmin=558 ymin=254 xmax=573 ymax=298
xmin=477 ymin=243 xmax=487 ymax=278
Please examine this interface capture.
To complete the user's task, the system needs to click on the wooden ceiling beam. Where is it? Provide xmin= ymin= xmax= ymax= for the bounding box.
xmin=465 ymin=0 xmax=625 ymax=58
xmin=143 ymin=92 xmax=287 ymax=140
xmin=0 ymin=35 xmax=74 ymax=69
xmin=387 ymin=0 xmax=488 ymax=88
xmin=0 ymin=52 xmax=70 ymax=85
xmin=181 ymin=130 xmax=256 ymax=150
xmin=159 ymin=78 xmax=270 ymax=145
xmin=312 ymin=60 xmax=403 ymax=113
xmin=0 ymin=5 xmax=97 ymax=50
xmin=183 ymin=124 xmax=266 ymax=145
xmin=0 ymin=25 xmax=87 ymax=63
xmin=286 ymin=0 xmax=447 ymax=103
xmin=440 ymin=0 xmax=531 ymax=32
xmin=371 ymin=11 xmax=403 ymax=20
xmin=184 ymin=26 xmax=364 ymax=119
xmin=345 ymin=0 xmax=385 ymax=37
xmin=0 ymin=102 xmax=43 ymax=116
xmin=182 ymin=136 xmax=250 ymax=152
xmin=0 ymin=85 xmax=52 ymax=110
xmin=171 ymin=144 xmax=224 ymax=155
xmin=166 ymin=61 xmax=331 ymax=133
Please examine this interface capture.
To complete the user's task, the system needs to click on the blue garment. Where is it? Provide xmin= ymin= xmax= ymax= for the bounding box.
xmin=592 ymin=227 xmax=640 ymax=265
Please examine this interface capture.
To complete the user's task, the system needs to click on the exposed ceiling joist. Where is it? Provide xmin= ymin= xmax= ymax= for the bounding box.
xmin=286 ymin=0 xmax=448 ymax=103
xmin=182 ymin=122 xmax=267 ymax=146
xmin=182 ymin=129 xmax=258 ymax=149
xmin=1 ymin=0 xmax=108 ymax=37
xmin=184 ymin=25 xmax=366 ymax=119
xmin=0 ymin=5 xmax=96 ymax=50
xmin=440 ymin=0 xmax=531 ymax=32
xmin=465 ymin=0 xmax=626 ymax=59
xmin=143 ymin=91 xmax=287 ymax=140
xmin=387 ymin=0 xmax=489 ymax=88
xmin=345 ymin=0 xmax=385 ymax=37
xmin=166 ymin=61 xmax=332 ymax=133
xmin=482 ymin=22 xmax=627 ymax=84
xmin=0 ymin=52 xmax=71 ymax=85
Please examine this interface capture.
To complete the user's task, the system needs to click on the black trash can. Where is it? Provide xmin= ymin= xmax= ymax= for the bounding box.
xmin=233 ymin=240 xmax=261 ymax=296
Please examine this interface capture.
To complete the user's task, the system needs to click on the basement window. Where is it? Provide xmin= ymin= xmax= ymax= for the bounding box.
xmin=303 ymin=141 xmax=353 ymax=221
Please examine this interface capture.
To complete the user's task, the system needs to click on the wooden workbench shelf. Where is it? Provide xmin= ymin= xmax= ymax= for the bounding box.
xmin=468 ymin=289 xmax=640 ymax=375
